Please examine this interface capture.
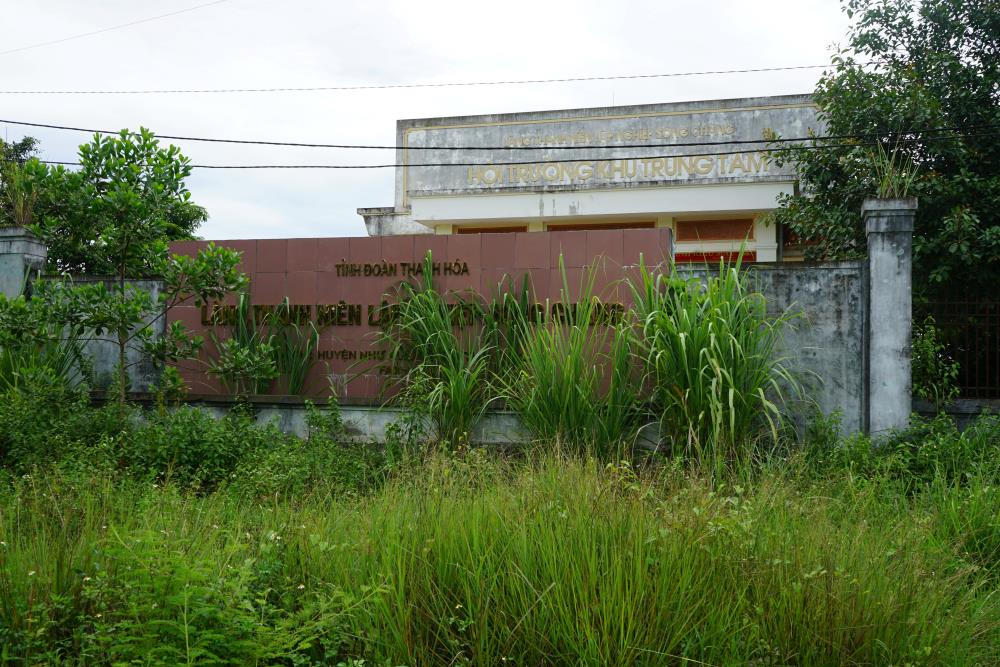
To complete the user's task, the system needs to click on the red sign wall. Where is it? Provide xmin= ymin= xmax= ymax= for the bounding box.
xmin=169 ymin=228 xmax=673 ymax=403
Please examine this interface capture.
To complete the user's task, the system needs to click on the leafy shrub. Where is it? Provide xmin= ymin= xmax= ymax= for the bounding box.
xmin=123 ymin=405 xmax=283 ymax=491
xmin=811 ymin=413 xmax=1000 ymax=490
xmin=207 ymin=335 xmax=278 ymax=396
xmin=0 ymin=382 xmax=121 ymax=473
xmin=0 ymin=284 xmax=92 ymax=394
xmin=229 ymin=401 xmax=386 ymax=498
xmin=207 ymin=295 xmax=321 ymax=397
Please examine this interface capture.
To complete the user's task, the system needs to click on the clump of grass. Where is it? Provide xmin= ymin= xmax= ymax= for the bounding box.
xmin=502 ymin=258 xmax=643 ymax=454
xmin=269 ymin=298 xmax=320 ymax=395
xmin=870 ymin=138 xmax=919 ymax=199
xmin=629 ymin=256 xmax=801 ymax=464
xmin=206 ymin=292 xmax=278 ymax=395
xmin=376 ymin=252 xmax=496 ymax=445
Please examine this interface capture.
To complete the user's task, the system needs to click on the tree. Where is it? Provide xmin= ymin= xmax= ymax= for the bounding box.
xmin=30 ymin=128 xmax=206 ymax=275
xmin=66 ymin=243 xmax=247 ymax=418
xmin=767 ymin=0 xmax=1000 ymax=296
xmin=0 ymin=129 xmax=247 ymax=418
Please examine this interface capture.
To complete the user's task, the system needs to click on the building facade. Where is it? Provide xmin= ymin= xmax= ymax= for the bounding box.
xmin=359 ymin=93 xmax=819 ymax=262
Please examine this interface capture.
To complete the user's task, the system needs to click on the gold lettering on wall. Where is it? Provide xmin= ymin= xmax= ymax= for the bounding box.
xmin=465 ymin=152 xmax=771 ymax=186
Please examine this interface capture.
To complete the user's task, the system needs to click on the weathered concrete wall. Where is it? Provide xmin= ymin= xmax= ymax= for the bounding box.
xmin=751 ymin=263 xmax=867 ymax=434
xmin=0 ymin=227 xmax=47 ymax=298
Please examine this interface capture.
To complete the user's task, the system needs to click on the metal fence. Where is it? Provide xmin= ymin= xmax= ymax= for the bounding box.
xmin=917 ymin=295 xmax=1000 ymax=399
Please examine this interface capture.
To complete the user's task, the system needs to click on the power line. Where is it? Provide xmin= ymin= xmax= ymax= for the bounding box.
xmin=1 ymin=117 xmax=991 ymax=152
xmin=0 ymin=63 xmax=860 ymax=95
xmin=35 ymin=130 xmax=995 ymax=170
xmin=0 ymin=0 xmax=230 ymax=57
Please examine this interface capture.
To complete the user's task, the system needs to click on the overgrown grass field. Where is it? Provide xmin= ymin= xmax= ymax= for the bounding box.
xmin=2 ymin=434 xmax=998 ymax=666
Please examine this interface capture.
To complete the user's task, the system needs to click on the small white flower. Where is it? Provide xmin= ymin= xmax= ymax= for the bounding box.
xmin=28 ymin=571 xmax=36 ymax=577
xmin=297 ymin=584 xmax=305 ymax=590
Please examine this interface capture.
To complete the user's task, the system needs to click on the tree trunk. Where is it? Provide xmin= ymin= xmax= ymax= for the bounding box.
xmin=118 ymin=329 xmax=127 ymax=422
xmin=118 ymin=265 xmax=127 ymax=423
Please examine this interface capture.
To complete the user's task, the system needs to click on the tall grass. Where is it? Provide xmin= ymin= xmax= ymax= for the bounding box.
xmin=380 ymin=253 xmax=802 ymax=459
xmin=0 ymin=453 xmax=996 ymax=665
xmin=629 ymin=256 xmax=802 ymax=462
xmin=502 ymin=259 xmax=642 ymax=452
xmin=207 ymin=292 xmax=278 ymax=395
xmin=207 ymin=294 xmax=320 ymax=396
xmin=269 ymin=298 xmax=320 ymax=395
xmin=377 ymin=252 xmax=496 ymax=444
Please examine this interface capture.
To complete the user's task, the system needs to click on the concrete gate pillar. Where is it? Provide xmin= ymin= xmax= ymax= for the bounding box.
xmin=864 ymin=198 xmax=916 ymax=434
xmin=0 ymin=226 xmax=47 ymax=298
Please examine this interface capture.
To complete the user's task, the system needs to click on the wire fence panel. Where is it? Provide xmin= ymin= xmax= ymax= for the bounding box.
xmin=917 ymin=294 xmax=1000 ymax=399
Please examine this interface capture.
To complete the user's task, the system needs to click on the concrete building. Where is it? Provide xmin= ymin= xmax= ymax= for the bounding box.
xmin=359 ymin=93 xmax=820 ymax=262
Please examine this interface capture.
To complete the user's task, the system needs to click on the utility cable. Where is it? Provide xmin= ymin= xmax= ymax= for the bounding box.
xmin=0 ymin=62 xmax=877 ymax=95
xmin=1 ymin=117 xmax=994 ymax=152
xmin=0 ymin=0 xmax=230 ymax=57
xmin=34 ymin=130 xmax=997 ymax=170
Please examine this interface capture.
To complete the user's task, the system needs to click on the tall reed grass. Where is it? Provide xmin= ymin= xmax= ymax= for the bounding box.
xmin=379 ymin=252 xmax=802 ymax=460
xmin=207 ymin=294 xmax=320 ymax=396
xmin=270 ymin=298 xmax=320 ymax=395
xmin=629 ymin=256 xmax=801 ymax=462
xmin=377 ymin=253 xmax=496 ymax=443
xmin=0 ymin=286 xmax=91 ymax=393
xmin=502 ymin=259 xmax=642 ymax=453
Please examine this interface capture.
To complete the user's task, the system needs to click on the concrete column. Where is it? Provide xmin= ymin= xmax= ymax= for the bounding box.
xmin=0 ymin=226 xmax=47 ymax=298
xmin=864 ymin=198 xmax=916 ymax=434
xmin=753 ymin=215 xmax=778 ymax=262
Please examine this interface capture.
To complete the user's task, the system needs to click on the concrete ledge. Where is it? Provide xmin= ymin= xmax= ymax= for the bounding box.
xmin=125 ymin=394 xmax=531 ymax=443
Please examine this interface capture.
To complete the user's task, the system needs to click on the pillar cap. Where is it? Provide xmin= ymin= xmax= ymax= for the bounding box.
xmin=0 ymin=225 xmax=41 ymax=240
xmin=861 ymin=197 xmax=918 ymax=215
xmin=863 ymin=197 xmax=917 ymax=234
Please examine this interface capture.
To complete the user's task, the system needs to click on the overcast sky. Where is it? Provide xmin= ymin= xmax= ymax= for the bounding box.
xmin=2 ymin=0 xmax=852 ymax=239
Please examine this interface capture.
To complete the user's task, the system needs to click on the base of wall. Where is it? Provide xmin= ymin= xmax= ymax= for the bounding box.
xmin=126 ymin=394 xmax=530 ymax=444
xmin=116 ymin=395 xmax=988 ymax=445
xmin=912 ymin=398 xmax=1000 ymax=430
